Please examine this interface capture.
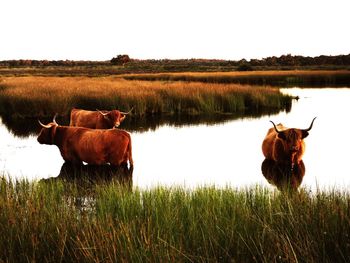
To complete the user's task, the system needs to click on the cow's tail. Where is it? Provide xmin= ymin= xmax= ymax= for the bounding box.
xmin=127 ymin=134 xmax=134 ymax=170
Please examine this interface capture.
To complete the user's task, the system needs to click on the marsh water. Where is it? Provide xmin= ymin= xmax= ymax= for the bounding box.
xmin=1 ymin=87 xmax=350 ymax=191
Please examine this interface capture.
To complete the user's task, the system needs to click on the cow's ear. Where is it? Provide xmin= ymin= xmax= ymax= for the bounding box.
xmin=302 ymin=130 xmax=309 ymax=139
xmin=277 ymin=132 xmax=287 ymax=140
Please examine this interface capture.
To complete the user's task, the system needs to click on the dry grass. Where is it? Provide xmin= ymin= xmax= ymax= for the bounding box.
xmin=0 ymin=76 xmax=291 ymax=118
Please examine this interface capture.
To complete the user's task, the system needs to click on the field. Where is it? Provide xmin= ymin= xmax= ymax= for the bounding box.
xmin=0 ymin=76 xmax=292 ymax=119
xmin=0 ymin=178 xmax=349 ymax=262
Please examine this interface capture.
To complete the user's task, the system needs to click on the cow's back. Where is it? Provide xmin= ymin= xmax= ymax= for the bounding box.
xmin=70 ymin=109 xmax=98 ymax=129
xmin=66 ymin=128 xmax=132 ymax=166
xmin=262 ymin=124 xmax=285 ymax=160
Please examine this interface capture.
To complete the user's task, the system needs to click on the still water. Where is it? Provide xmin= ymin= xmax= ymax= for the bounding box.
xmin=1 ymin=88 xmax=350 ymax=191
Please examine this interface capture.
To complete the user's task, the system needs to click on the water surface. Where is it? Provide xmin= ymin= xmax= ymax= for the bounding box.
xmin=1 ymin=87 xmax=350 ymax=191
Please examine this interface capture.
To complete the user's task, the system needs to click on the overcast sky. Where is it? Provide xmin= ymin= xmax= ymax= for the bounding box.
xmin=1 ymin=0 xmax=349 ymax=61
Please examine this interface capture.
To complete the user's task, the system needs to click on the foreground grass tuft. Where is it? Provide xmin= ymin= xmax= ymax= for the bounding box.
xmin=0 ymin=178 xmax=349 ymax=262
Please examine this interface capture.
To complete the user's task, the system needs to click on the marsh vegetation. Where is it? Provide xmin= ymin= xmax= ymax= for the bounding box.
xmin=1 ymin=70 xmax=350 ymax=262
xmin=0 ymin=179 xmax=349 ymax=262
xmin=0 ymin=76 xmax=292 ymax=119
xmin=122 ymin=70 xmax=350 ymax=86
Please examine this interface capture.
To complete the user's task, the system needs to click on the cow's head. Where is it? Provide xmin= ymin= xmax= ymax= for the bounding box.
xmin=37 ymin=115 xmax=58 ymax=145
xmin=270 ymin=117 xmax=316 ymax=154
xmin=97 ymin=108 xmax=133 ymax=128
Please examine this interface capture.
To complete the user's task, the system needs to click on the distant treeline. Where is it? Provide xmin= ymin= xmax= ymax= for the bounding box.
xmin=0 ymin=54 xmax=350 ymax=75
xmin=248 ymin=54 xmax=350 ymax=67
xmin=0 ymin=59 xmax=106 ymax=68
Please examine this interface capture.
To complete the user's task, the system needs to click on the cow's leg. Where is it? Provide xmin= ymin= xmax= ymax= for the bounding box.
xmin=60 ymin=149 xmax=83 ymax=165
xmin=109 ymin=164 xmax=133 ymax=189
xmin=59 ymin=161 xmax=75 ymax=179
xmin=116 ymin=162 xmax=130 ymax=175
xmin=58 ymin=161 xmax=83 ymax=180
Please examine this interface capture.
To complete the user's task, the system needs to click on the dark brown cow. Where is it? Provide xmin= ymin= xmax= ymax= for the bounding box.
xmin=37 ymin=118 xmax=133 ymax=170
xmin=262 ymin=117 xmax=316 ymax=166
xmin=69 ymin=108 xmax=132 ymax=129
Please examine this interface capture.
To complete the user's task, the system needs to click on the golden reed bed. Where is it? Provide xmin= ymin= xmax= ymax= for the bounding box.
xmin=0 ymin=76 xmax=291 ymax=118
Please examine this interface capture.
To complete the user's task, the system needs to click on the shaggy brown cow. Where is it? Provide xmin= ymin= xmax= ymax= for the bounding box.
xmin=69 ymin=108 xmax=133 ymax=129
xmin=262 ymin=117 xmax=316 ymax=166
xmin=37 ymin=118 xmax=133 ymax=169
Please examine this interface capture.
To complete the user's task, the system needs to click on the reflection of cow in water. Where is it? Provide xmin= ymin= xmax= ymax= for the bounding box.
xmin=261 ymin=159 xmax=305 ymax=191
xmin=41 ymin=162 xmax=132 ymax=188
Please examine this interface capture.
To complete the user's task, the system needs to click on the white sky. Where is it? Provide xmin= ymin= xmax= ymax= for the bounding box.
xmin=1 ymin=0 xmax=349 ymax=61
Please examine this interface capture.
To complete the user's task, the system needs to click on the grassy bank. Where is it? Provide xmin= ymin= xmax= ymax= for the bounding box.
xmin=0 ymin=76 xmax=291 ymax=119
xmin=122 ymin=70 xmax=350 ymax=86
xmin=0 ymin=178 xmax=349 ymax=262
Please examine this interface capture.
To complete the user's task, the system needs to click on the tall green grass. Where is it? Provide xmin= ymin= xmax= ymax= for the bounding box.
xmin=1 ymin=178 xmax=349 ymax=262
xmin=0 ymin=76 xmax=291 ymax=119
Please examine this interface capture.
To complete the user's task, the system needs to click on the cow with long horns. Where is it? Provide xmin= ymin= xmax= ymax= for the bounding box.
xmin=69 ymin=108 xmax=133 ymax=129
xmin=262 ymin=117 xmax=316 ymax=166
xmin=37 ymin=116 xmax=133 ymax=170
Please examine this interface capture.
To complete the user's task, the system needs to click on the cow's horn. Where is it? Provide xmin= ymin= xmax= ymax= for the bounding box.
xmin=120 ymin=107 xmax=134 ymax=115
xmin=38 ymin=120 xmax=52 ymax=128
xmin=97 ymin=109 xmax=108 ymax=116
xmin=53 ymin=113 xmax=58 ymax=125
xmin=270 ymin=120 xmax=282 ymax=133
xmin=303 ymin=117 xmax=317 ymax=132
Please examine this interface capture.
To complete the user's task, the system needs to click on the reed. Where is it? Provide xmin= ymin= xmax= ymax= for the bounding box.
xmin=1 ymin=178 xmax=349 ymax=262
xmin=0 ymin=76 xmax=291 ymax=119
xmin=122 ymin=70 xmax=350 ymax=86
